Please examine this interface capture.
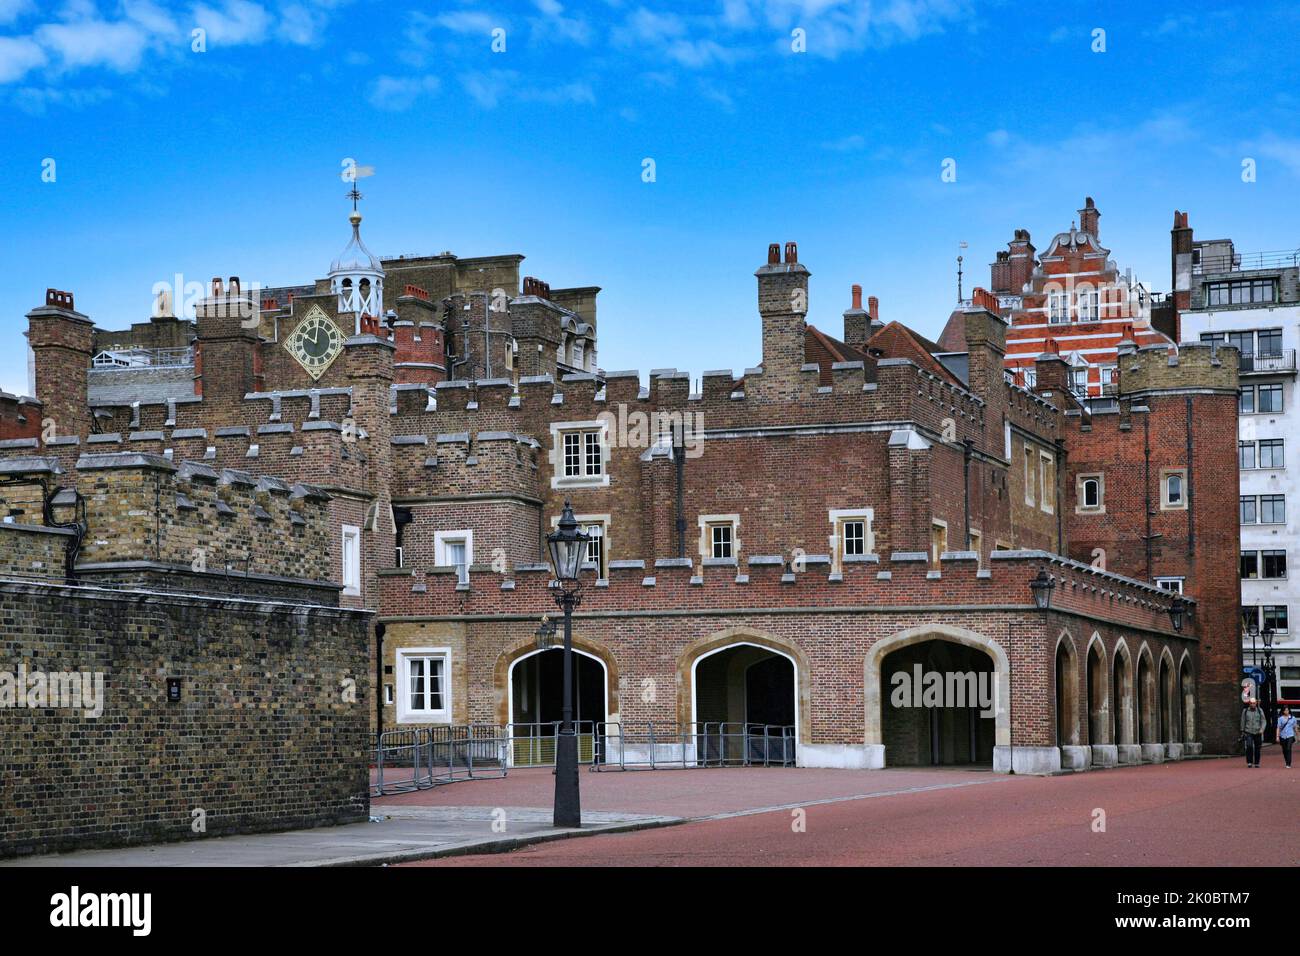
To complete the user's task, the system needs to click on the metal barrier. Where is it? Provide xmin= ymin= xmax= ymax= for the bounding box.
xmin=593 ymin=722 xmax=796 ymax=771
xmin=370 ymin=725 xmax=508 ymax=797
xmin=505 ymin=721 xmax=598 ymax=768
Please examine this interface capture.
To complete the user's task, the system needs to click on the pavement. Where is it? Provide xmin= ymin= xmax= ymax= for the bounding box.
xmin=414 ymin=756 xmax=1300 ymax=867
xmin=8 ymin=756 xmax=1294 ymax=867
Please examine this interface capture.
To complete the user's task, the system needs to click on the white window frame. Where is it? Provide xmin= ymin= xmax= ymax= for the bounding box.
xmin=1160 ymin=469 xmax=1187 ymax=511
xmin=1077 ymin=473 xmax=1105 ymax=514
xmin=829 ymin=507 xmax=875 ymax=567
xmin=1048 ymin=290 xmax=1069 ymax=324
xmin=435 ymin=529 xmax=473 ymax=584
xmin=697 ymin=513 xmax=740 ymax=565
xmin=550 ymin=420 xmax=610 ymax=489
xmin=396 ymin=646 xmax=451 ymax=724
xmin=1154 ymin=577 xmax=1184 ymax=594
xmin=1077 ymin=288 xmax=1099 ymax=322
xmin=341 ymin=523 xmax=361 ymax=596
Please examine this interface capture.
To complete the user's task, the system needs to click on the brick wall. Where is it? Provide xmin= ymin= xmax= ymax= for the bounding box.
xmin=0 ymin=579 xmax=371 ymax=858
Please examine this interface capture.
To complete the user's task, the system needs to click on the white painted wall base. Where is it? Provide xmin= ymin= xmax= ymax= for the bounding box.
xmin=798 ymin=743 xmax=885 ymax=769
xmin=1090 ymin=744 xmax=1119 ymax=768
xmin=993 ymin=745 xmax=1061 ymax=774
xmin=1140 ymin=743 xmax=1165 ymax=763
xmin=1117 ymin=744 xmax=1142 ymax=765
xmin=1164 ymin=743 xmax=1185 ymax=761
xmin=1060 ymin=745 xmax=1091 ymax=770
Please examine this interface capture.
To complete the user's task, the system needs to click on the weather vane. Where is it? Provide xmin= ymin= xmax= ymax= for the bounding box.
xmin=341 ymin=159 xmax=375 ymax=213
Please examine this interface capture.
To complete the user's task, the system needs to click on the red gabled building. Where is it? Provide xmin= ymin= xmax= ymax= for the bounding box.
xmin=946 ymin=198 xmax=1179 ymax=397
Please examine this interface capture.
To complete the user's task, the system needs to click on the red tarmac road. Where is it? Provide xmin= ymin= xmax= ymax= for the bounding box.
xmin=402 ymin=756 xmax=1300 ymax=867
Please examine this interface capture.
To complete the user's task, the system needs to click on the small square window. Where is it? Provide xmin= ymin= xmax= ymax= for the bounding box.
xmin=1155 ymin=577 xmax=1184 ymax=594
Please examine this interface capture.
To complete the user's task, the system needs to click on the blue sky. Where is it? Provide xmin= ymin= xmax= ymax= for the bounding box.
xmin=2 ymin=0 xmax=1298 ymax=394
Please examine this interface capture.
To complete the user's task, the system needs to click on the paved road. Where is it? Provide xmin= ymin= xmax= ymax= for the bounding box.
xmin=412 ymin=758 xmax=1300 ymax=867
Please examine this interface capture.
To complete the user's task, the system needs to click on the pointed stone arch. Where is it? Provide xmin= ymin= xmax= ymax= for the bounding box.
xmin=1136 ymin=642 xmax=1158 ymax=745
xmin=677 ymin=627 xmax=812 ymax=743
xmin=492 ymin=633 xmax=621 ymax=728
xmin=1055 ymin=629 xmax=1081 ymax=746
xmin=865 ymin=623 xmax=1010 ymax=749
xmin=1159 ymin=646 xmax=1178 ymax=743
xmin=1178 ymin=649 xmax=1196 ymax=745
xmin=1085 ymin=632 xmax=1109 ymax=746
xmin=1113 ymin=638 xmax=1136 ymax=746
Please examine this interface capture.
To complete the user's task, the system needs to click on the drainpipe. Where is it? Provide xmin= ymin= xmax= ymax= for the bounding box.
xmin=374 ymin=622 xmax=386 ymax=739
xmin=1144 ymin=413 xmax=1153 ymax=580
xmin=962 ymin=439 xmax=973 ymax=548
xmin=1054 ymin=438 xmax=1065 ymax=555
xmin=1185 ymin=396 xmax=1194 ymax=555
xmin=675 ymin=440 xmax=686 ymax=558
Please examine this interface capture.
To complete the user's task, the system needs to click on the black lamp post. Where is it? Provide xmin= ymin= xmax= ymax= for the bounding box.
xmin=1246 ymin=618 xmax=1260 ymax=668
xmin=545 ymin=500 xmax=589 ymax=829
xmin=1262 ymin=626 xmax=1277 ymax=742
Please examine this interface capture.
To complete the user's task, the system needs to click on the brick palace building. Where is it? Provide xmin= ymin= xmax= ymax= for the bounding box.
xmin=0 ymin=201 xmax=1244 ymax=774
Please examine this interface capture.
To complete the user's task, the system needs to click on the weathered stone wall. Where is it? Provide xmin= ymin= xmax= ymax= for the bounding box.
xmin=0 ymin=579 xmax=371 ymax=858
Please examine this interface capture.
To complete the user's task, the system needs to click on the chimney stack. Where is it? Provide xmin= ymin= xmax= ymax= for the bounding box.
xmin=27 ymin=289 xmax=94 ymax=441
xmin=1079 ymin=197 xmax=1100 ymax=239
xmin=843 ymin=284 xmax=869 ymax=350
xmin=755 ymin=241 xmax=809 ymax=397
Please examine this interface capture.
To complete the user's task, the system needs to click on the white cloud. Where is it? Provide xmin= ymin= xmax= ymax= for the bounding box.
xmin=461 ymin=69 xmax=594 ymax=109
xmin=278 ymin=2 xmax=328 ymax=45
xmin=0 ymin=0 xmax=35 ymax=25
xmin=0 ymin=35 xmax=46 ymax=83
xmin=192 ymin=0 xmax=272 ymax=46
xmin=1253 ymin=133 xmax=1300 ymax=177
xmin=367 ymin=73 xmax=440 ymax=111
xmin=35 ymin=18 xmax=155 ymax=73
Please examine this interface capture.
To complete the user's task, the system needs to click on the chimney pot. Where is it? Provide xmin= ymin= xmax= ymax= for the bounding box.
xmin=211 ymin=277 xmax=223 ymax=298
xmin=867 ymin=295 xmax=879 ymax=320
xmin=851 ymin=284 xmax=862 ymax=310
xmin=784 ymin=242 xmax=798 ymax=264
xmin=228 ymin=276 xmax=240 ymax=295
xmin=767 ymin=243 xmax=780 ymax=265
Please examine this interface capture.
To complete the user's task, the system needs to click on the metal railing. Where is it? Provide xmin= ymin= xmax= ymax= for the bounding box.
xmin=505 ymin=721 xmax=599 ymax=768
xmin=1194 ymin=249 xmax=1300 ymax=275
xmin=1240 ymin=350 xmax=1297 ymax=374
xmin=91 ymin=347 xmax=194 ymax=369
xmin=370 ymin=725 xmax=508 ymax=797
xmin=593 ymin=722 xmax=797 ymax=771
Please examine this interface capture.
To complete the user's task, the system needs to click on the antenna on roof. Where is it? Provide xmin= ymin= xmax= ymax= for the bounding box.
xmin=957 ymin=241 xmax=969 ymax=302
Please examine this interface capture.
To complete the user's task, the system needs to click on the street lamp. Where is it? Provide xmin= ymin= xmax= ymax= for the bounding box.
xmin=1030 ymin=569 xmax=1055 ymax=610
xmin=1167 ymin=595 xmax=1186 ymax=633
xmin=545 ymin=500 xmax=589 ymax=829
xmin=534 ymin=615 xmax=556 ymax=650
xmin=1246 ymin=618 xmax=1260 ymax=667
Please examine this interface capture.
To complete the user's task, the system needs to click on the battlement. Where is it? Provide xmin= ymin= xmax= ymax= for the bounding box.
xmin=0 ymin=453 xmax=336 ymax=600
xmin=379 ymin=547 xmax=1191 ymax=638
xmin=1117 ymin=341 xmax=1240 ymax=395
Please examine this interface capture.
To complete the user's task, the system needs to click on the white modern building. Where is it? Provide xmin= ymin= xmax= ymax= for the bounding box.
xmin=1178 ymin=238 xmax=1300 ymax=701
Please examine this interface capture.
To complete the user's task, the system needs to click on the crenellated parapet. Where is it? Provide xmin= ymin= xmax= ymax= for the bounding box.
xmin=0 ymin=452 xmax=336 ymax=599
xmin=379 ymin=547 xmax=1192 ymax=640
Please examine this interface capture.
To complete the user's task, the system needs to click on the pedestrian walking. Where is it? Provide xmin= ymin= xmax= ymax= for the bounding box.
xmin=1242 ymin=697 xmax=1266 ymax=767
xmin=1278 ymin=705 xmax=1296 ymax=769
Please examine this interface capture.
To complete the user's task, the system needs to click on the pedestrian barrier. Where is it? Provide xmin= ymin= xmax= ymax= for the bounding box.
xmin=505 ymin=721 xmax=598 ymax=767
xmin=370 ymin=725 xmax=508 ymax=797
xmin=593 ymin=721 xmax=796 ymax=771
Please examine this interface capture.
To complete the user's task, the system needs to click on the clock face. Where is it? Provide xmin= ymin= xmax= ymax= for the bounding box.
xmin=286 ymin=307 xmax=344 ymax=379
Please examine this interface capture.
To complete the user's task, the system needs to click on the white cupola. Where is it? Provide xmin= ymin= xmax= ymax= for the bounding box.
xmin=328 ymin=210 xmax=385 ymax=333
